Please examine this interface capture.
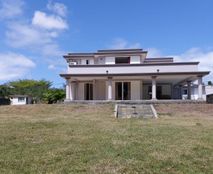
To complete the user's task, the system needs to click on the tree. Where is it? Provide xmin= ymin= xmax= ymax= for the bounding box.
xmin=43 ymin=88 xmax=65 ymax=104
xmin=0 ymin=85 xmax=12 ymax=98
xmin=208 ymin=81 xmax=213 ymax=85
xmin=6 ymin=79 xmax=52 ymax=103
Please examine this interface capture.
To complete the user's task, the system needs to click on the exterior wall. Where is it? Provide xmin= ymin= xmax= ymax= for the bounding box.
xmin=77 ymin=82 xmax=84 ymax=100
xmin=81 ymin=58 xmax=94 ymax=65
xmin=130 ymin=56 xmax=141 ymax=64
xmin=105 ymin=57 xmax=115 ymax=64
xmin=131 ymin=81 xmax=141 ymax=100
xmin=162 ymin=84 xmax=172 ymax=97
xmin=205 ymin=85 xmax=213 ymax=95
xmin=105 ymin=80 xmax=141 ymax=100
xmin=10 ymin=97 xmax=27 ymax=105
xmin=172 ymin=86 xmax=182 ymax=99
xmin=142 ymin=85 xmax=151 ymax=99
xmin=95 ymin=81 xmax=106 ymax=100
xmin=76 ymin=81 xmax=106 ymax=100
xmin=182 ymin=86 xmax=206 ymax=100
xmin=68 ymin=64 xmax=198 ymax=74
xmin=71 ymin=80 xmax=209 ymax=101
xmin=142 ymin=84 xmax=172 ymax=99
xmin=98 ymin=57 xmax=105 ymax=64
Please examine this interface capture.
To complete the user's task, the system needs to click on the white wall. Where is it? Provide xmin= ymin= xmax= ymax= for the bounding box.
xmin=68 ymin=64 xmax=198 ymax=74
xmin=131 ymin=81 xmax=141 ymax=100
xmin=81 ymin=58 xmax=94 ymax=65
xmin=105 ymin=57 xmax=115 ymax=64
xmin=10 ymin=97 xmax=27 ymax=105
xmin=162 ymin=84 xmax=171 ymax=96
xmin=95 ymin=81 xmax=106 ymax=100
xmin=77 ymin=82 xmax=84 ymax=100
xmin=98 ymin=57 xmax=105 ymax=64
xmin=130 ymin=56 xmax=141 ymax=64
xmin=182 ymin=86 xmax=206 ymax=100
xmin=205 ymin=85 xmax=213 ymax=95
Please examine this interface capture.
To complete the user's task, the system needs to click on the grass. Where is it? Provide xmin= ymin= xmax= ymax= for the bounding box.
xmin=0 ymin=104 xmax=212 ymax=174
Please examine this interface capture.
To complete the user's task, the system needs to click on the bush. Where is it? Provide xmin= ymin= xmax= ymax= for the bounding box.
xmin=43 ymin=88 xmax=65 ymax=104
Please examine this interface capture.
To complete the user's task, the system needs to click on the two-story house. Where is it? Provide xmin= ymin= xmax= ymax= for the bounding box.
xmin=60 ymin=49 xmax=210 ymax=101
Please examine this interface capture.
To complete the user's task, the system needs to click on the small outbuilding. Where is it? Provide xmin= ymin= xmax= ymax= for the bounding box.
xmin=10 ymin=95 xmax=32 ymax=105
xmin=207 ymin=94 xmax=213 ymax=103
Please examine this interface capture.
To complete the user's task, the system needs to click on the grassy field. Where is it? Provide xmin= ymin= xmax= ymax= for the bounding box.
xmin=0 ymin=104 xmax=212 ymax=174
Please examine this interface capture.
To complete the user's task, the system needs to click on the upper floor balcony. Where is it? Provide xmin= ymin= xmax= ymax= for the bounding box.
xmin=67 ymin=62 xmax=199 ymax=75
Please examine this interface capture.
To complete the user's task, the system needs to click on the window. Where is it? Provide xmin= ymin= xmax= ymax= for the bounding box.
xmin=115 ymin=57 xmax=130 ymax=64
xmin=115 ymin=82 xmax=131 ymax=100
xmin=183 ymin=89 xmax=188 ymax=95
xmin=86 ymin=60 xmax=89 ymax=65
xmin=18 ymin=97 xmax=25 ymax=102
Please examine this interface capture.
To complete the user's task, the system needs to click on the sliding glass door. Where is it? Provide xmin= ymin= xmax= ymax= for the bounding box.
xmin=84 ymin=83 xmax=93 ymax=100
xmin=115 ymin=82 xmax=131 ymax=100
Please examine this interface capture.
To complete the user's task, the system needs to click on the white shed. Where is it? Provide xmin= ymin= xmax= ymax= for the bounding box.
xmin=10 ymin=95 xmax=32 ymax=105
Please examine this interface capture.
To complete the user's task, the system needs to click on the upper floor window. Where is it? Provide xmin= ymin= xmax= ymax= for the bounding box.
xmin=115 ymin=57 xmax=130 ymax=64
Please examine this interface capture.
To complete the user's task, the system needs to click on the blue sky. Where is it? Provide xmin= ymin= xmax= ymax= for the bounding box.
xmin=0 ymin=0 xmax=213 ymax=87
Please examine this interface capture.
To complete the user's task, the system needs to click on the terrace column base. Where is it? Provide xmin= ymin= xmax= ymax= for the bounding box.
xmin=64 ymin=99 xmax=71 ymax=103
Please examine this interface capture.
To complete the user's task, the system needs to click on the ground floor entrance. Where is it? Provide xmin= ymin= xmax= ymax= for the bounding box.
xmin=84 ymin=83 xmax=93 ymax=100
xmin=64 ymin=74 xmax=205 ymax=101
xmin=115 ymin=82 xmax=131 ymax=100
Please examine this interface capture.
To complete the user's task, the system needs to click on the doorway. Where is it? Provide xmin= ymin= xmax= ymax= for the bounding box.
xmin=84 ymin=83 xmax=93 ymax=100
xmin=115 ymin=82 xmax=131 ymax=100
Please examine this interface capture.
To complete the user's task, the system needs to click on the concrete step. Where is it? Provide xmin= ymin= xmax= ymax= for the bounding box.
xmin=115 ymin=104 xmax=158 ymax=119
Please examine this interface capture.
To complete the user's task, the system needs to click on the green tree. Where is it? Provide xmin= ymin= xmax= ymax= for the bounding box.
xmin=43 ymin=88 xmax=65 ymax=104
xmin=0 ymin=85 xmax=12 ymax=98
xmin=208 ymin=81 xmax=213 ymax=85
xmin=7 ymin=79 xmax=52 ymax=103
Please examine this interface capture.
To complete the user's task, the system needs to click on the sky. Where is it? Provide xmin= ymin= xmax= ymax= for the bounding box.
xmin=0 ymin=0 xmax=213 ymax=87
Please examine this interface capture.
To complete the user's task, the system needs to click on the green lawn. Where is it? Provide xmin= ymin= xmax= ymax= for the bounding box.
xmin=0 ymin=104 xmax=212 ymax=174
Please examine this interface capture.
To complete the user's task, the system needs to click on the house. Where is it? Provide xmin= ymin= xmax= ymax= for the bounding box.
xmin=205 ymin=85 xmax=213 ymax=103
xmin=60 ymin=49 xmax=210 ymax=101
xmin=10 ymin=95 xmax=32 ymax=105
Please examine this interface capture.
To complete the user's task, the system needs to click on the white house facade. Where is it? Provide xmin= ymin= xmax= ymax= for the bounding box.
xmin=60 ymin=49 xmax=210 ymax=101
xmin=10 ymin=95 xmax=32 ymax=105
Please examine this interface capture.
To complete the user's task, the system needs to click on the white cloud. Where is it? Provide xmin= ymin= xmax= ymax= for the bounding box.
xmin=48 ymin=64 xmax=56 ymax=70
xmin=146 ymin=48 xmax=162 ymax=57
xmin=47 ymin=0 xmax=67 ymax=17
xmin=0 ymin=53 xmax=35 ymax=81
xmin=171 ymin=48 xmax=213 ymax=81
xmin=32 ymin=11 xmax=68 ymax=30
xmin=109 ymin=38 xmax=141 ymax=49
xmin=6 ymin=23 xmax=53 ymax=48
xmin=42 ymin=43 xmax=63 ymax=57
xmin=0 ymin=0 xmax=24 ymax=19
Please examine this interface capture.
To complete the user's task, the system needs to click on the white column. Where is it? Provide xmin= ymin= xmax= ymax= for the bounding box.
xmin=93 ymin=80 xmax=96 ymax=100
xmin=69 ymin=82 xmax=75 ymax=101
xmin=75 ymin=81 xmax=79 ymax=100
xmin=140 ymin=80 xmax=143 ymax=100
xmin=107 ymin=77 xmax=112 ymax=100
xmin=65 ymin=78 xmax=70 ymax=101
xmin=187 ymin=81 xmax=191 ymax=100
xmin=152 ymin=76 xmax=157 ymax=100
xmin=198 ymin=76 xmax=203 ymax=100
